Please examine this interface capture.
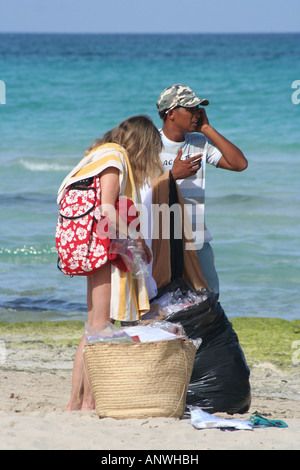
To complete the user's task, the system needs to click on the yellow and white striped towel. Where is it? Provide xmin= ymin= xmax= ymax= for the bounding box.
xmin=57 ymin=143 xmax=150 ymax=321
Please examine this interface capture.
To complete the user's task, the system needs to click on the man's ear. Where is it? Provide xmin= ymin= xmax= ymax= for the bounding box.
xmin=167 ymin=108 xmax=176 ymax=121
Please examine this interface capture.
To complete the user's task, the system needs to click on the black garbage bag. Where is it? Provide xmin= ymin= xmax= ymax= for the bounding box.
xmin=152 ymin=174 xmax=251 ymax=414
xmin=157 ymin=278 xmax=251 ymax=415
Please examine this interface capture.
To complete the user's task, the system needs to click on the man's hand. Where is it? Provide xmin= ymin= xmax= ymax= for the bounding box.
xmin=195 ymin=108 xmax=210 ymax=133
xmin=170 ymin=148 xmax=202 ymax=180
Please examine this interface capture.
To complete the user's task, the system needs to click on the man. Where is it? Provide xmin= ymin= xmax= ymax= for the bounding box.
xmin=156 ymin=84 xmax=248 ymax=295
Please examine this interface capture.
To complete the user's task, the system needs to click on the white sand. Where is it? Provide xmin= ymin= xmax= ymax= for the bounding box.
xmin=0 ymin=334 xmax=299 ymax=450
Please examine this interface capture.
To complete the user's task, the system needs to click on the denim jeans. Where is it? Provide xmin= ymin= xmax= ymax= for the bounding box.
xmin=196 ymin=242 xmax=220 ymax=295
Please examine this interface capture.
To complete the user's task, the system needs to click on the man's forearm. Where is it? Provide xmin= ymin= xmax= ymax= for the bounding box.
xmin=201 ymin=124 xmax=248 ymax=172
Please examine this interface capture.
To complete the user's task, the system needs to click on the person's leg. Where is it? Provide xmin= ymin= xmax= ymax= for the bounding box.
xmin=87 ymin=261 xmax=111 ymax=329
xmin=65 ymin=335 xmax=86 ymax=410
xmin=81 ymin=262 xmax=112 ymax=410
xmin=66 ymin=262 xmax=112 ymax=411
xmin=196 ymin=242 xmax=220 ymax=295
xmin=66 ymin=276 xmax=94 ymax=411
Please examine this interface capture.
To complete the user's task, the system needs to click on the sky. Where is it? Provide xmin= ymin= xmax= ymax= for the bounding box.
xmin=0 ymin=0 xmax=299 ymax=34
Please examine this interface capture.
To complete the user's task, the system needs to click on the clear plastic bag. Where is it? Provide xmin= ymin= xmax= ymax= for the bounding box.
xmin=147 ymin=320 xmax=202 ymax=349
xmin=85 ymin=320 xmax=190 ymax=345
xmin=123 ymin=320 xmax=186 ymax=343
xmin=147 ymin=320 xmax=185 ymax=337
xmin=189 ymin=406 xmax=253 ymax=430
xmin=109 ymin=237 xmax=149 ymax=278
xmin=84 ymin=322 xmax=138 ymax=344
xmin=153 ymin=287 xmax=209 ymax=315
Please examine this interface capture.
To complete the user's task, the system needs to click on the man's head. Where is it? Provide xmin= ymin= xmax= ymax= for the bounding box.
xmin=156 ymin=84 xmax=209 ymax=121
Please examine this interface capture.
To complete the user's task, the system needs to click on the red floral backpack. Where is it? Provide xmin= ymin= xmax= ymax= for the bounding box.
xmin=55 ymin=176 xmax=139 ymax=276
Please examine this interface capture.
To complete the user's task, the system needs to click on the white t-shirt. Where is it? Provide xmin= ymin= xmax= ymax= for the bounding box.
xmin=160 ymin=131 xmax=222 ymax=248
xmin=139 ymin=130 xmax=221 ymax=298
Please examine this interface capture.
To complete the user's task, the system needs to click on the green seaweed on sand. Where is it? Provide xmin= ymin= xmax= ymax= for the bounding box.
xmin=0 ymin=321 xmax=84 ymax=349
xmin=231 ymin=317 xmax=300 ymax=369
xmin=0 ymin=318 xmax=299 ymax=370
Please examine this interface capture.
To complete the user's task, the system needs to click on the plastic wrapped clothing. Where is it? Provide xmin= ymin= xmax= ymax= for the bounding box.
xmin=157 ymin=279 xmax=251 ymax=415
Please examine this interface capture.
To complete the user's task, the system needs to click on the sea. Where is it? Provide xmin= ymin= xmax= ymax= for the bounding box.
xmin=0 ymin=33 xmax=299 ymax=323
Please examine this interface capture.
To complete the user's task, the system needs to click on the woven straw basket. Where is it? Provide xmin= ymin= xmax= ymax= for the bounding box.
xmin=84 ymin=338 xmax=196 ymax=419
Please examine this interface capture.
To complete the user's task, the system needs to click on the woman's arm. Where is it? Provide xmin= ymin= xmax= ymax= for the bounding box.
xmin=99 ymin=167 xmax=123 ymax=234
xmin=99 ymin=168 xmax=152 ymax=264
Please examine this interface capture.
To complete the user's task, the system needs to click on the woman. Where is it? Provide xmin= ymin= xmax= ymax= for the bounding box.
xmin=57 ymin=115 xmax=163 ymax=410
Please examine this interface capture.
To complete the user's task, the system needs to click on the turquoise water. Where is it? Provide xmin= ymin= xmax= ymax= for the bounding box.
xmin=0 ymin=33 xmax=299 ymax=322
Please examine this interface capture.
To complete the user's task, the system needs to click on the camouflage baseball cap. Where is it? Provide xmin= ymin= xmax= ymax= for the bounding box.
xmin=156 ymin=84 xmax=209 ymax=113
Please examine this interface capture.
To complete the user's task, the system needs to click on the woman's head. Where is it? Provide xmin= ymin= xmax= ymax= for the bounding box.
xmin=87 ymin=115 xmax=163 ymax=189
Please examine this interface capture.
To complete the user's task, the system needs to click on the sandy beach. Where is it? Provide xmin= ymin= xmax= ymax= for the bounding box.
xmin=1 ymin=320 xmax=299 ymax=450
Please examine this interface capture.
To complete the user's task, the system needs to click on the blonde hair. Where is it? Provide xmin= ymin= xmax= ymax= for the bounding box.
xmin=86 ymin=115 xmax=163 ymax=189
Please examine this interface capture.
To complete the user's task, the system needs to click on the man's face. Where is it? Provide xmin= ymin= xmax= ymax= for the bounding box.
xmin=170 ymin=105 xmax=202 ymax=133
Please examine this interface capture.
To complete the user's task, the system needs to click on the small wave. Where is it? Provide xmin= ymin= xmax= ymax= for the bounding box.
xmin=19 ymin=158 xmax=72 ymax=173
xmin=0 ymin=296 xmax=83 ymax=313
xmin=0 ymin=192 xmax=55 ymax=206
xmin=210 ymin=193 xmax=264 ymax=204
xmin=0 ymin=296 xmax=85 ymax=322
